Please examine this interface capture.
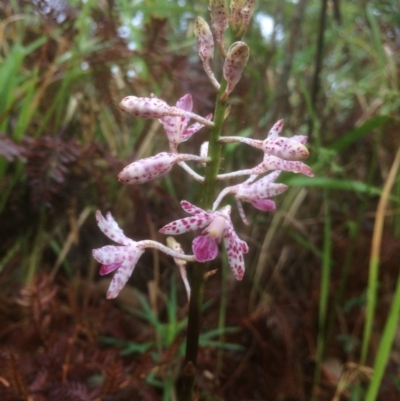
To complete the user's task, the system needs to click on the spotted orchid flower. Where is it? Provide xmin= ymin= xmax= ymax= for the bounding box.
xmin=213 ymin=171 xmax=288 ymax=224
xmin=218 ymin=119 xmax=310 ymax=161
xmin=158 ymin=94 xmax=213 ymax=152
xmin=93 ymin=211 xmax=195 ymax=299
xmin=119 ymin=95 xmax=213 ymax=128
xmin=159 ymin=201 xmax=248 ymax=280
xmin=118 ymin=152 xmax=210 ymax=184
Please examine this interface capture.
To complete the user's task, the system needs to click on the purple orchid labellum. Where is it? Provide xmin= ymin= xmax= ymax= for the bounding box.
xmin=159 ymin=94 xmax=213 ymax=152
xmin=118 ymin=152 xmax=209 ymax=184
xmin=160 ymin=201 xmax=248 ymax=280
xmin=92 ymin=211 xmax=146 ymax=299
xmin=219 ymin=119 xmax=310 ymax=161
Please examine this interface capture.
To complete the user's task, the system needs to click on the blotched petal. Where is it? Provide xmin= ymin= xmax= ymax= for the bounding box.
xmin=95 ymin=211 xmax=133 ymax=246
xmin=160 ymin=215 xmax=211 ymax=234
xmin=223 ymin=222 xmax=248 ymax=280
xmin=263 ymin=155 xmax=314 ymax=177
xmin=106 ymin=248 xmax=145 ymax=299
xmin=263 ymin=137 xmax=309 ymax=161
xmin=192 ymin=235 xmax=218 ymax=262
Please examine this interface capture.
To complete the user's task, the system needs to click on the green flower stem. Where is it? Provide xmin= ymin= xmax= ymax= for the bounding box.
xmin=177 ymin=78 xmax=228 ymax=401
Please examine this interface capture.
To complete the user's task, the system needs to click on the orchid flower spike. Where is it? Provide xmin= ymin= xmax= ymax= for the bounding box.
xmin=160 ymin=201 xmax=248 ymax=280
xmin=221 ymin=41 xmax=249 ymax=101
xmin=118 ymin=152 xmax=210 ymax=184
xmin=213 ymin=171 xmax=288 ymax=223
xmin=120 ymin=95 xmax=213 ymax=127
xmin=219 ymin=119 xmax=310 ymax=161
xmin=209 ymin=0 xmax=229 ymax=56
xmin=194 ymin=17 xmax=220 ymax=90
xmin=93 ymin=211 xmax=196 ymax=299
xmin=159 ymin=94 xmax=213 ymax=153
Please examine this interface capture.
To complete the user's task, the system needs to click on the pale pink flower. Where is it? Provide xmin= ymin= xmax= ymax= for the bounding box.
xmin=213 ymin=171 xmax=288 ymax=223
xmin=219 ymin=119 xmax=310 ymax=161
xmin=159 ymin=201 xmax=248 ymax=280
xmin=92 ymin=211 xmax=146 ymax=299
xmin=159 ymin=94 xmax=213 ymax=152
xmin=93 ymin=211 xmax=196 ymax=299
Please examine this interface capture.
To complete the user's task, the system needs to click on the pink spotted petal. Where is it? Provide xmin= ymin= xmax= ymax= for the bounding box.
xmin=106 ymin=247 xmax=145 ymax=299
xmin=181 ymin=113 xmax=213 ymax=142
xmin=262 ymin=137 xmax=309 ymax=161
xmin=99 ymin=263 xmax=121 ymax=275
xmin=223 ymin=225 xmax=247 ymax=280
xmin=92 ymin=245 xmax=129 ymax=265
xmin=159 ymin=215 xmax=211 ymax=235
xmin=95 ymin=211 xmax=132 ymax=246
xmin=159 ymin=94 xmax=193 ymax=144
xmin=192 ymin=235 xmax=218 ymax=262
xmin=267 ymin=119 xmax=284 ymax=138
xmin=291 ymin=135 xmax=308 ymax=144
xmin=180 ymin=200 xmax=211 ymax=217
xmin=263 ymin=155 xmax=314 ymax=177
xmin=251 ymin=199 xmax=276 ymax=211
xmin=175 ymin=93 xmax=193 ymax=112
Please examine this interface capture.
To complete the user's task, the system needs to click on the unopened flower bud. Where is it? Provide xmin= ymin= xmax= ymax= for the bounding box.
xmin=209 ymin=0 xmax=229 ymax=54
xmin=222 ymin=41 xmax=249 ymax=99
xmin=262 ymin=137 xmax=309 ymax=161
xmin=119 ymin=96 xmax=174 ymax=118
xmin=118 ymin=152 xmax=209 ymax=184
xmin=194 ymin=17 xmax=220 ymax=90
xmin=194 ymin=16 xmax=214 ymax=62
xmin=230 ymin=0 xmax=257 ymax=36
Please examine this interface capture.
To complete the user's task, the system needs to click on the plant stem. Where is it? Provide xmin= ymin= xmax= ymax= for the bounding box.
xmin=177 ymin=79 xmax=228 ymax=401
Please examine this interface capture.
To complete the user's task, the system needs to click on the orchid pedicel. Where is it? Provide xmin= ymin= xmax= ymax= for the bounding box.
xmin=93 ymin=1 xmax=313 ymax=398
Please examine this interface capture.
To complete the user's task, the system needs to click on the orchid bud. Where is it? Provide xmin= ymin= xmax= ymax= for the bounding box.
xmin=194 ymin=17 xmax=220 ymax=90
xmin=230 ymin=0 xmax=257 ymax=35
xmin=262 ymin=137 xmax=309 ymax=161
xmin=222 ymin=41 xmax=249 ymax=99
xmin=194 ymin=16 xmax=214 ymax=62
xmin=119 ymin=96 xmax=174 ymax=119
xmin=118 ymin=152 xmax=210 ymax=184
xmin=209 ymin=0 xmax=229 ymax=54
